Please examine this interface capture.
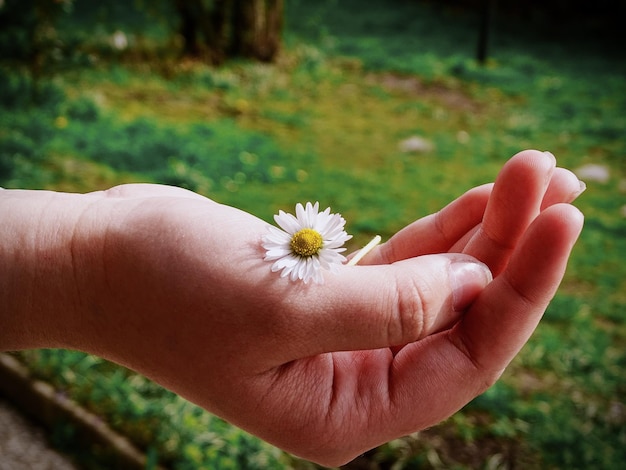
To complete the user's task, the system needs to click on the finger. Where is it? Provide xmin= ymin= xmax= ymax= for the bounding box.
xmin=462 ymin=149 xmax=556 ymax=276
xmin=451 ymin=203 xmax=584 ymax=372
xmin=447 ymin=166 xmax=584 ymax=253
xmin=284 ymin=253 xmax=492 ymax=357
xmin=359 ymin=184 xmax=492 ymax=265
xmin=385 ymin=204 xmax=584 ymax=431
xmin=542 ymin=167 xmax=586 ymax=209
xmin=449 ymin=166 xmax=584 ymax=253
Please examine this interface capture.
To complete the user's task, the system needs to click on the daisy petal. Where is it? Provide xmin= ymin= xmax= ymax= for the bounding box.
xmin=264 ymin=247 xmax=293 ymax=260
xmin=275 ymin=211 xmax=301 ymax=234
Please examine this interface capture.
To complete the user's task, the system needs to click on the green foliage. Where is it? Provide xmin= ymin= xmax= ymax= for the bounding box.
xmin=0 ymin=68 xmax=64 ymax=184
xmin=0 ymin=0 xmax=71 ymax=62
xmin=0 ymin=71 xmax=301 ymax=192
xmin=18 ymin=349 xmax=286 ymax=469
xmin=0 ymin=66 xmax=66 ymax=111
xmin=3 ymin=0 xmax=625 ymax=469
xmin=287 ymin=0 xmax=626 ymax=166
xmin=458 ymin=295 xmax=626 ymax=469
xmin=51 ymin=112 xmax=296 ymax=191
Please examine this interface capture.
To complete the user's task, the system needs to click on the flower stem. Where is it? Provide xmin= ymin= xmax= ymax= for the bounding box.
xmin=346 ymin=235 xmax=382 ymax=266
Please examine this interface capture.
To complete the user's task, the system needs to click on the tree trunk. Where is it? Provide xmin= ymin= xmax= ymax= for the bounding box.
xmin=477 ymin=0 xmax=496 ymax=65
xmin=174 ymin=0 xmax=283 ymax=64
xmin=232 ymin=0 xmax=283 ymax=62
xmin=174 ymin=0 xmax=201 ymax=57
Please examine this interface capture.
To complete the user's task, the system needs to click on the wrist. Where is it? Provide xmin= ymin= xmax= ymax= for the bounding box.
xmin=0 ymin=190 xmax=102 ymax=351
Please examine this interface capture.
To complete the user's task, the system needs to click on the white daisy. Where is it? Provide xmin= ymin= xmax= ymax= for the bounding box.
xmin=262 ymin=202 xmax=352 ymax=284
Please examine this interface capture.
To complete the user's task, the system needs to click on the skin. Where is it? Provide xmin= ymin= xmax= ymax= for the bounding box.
xmin=0 ymin=150 xmax=584 ymax=466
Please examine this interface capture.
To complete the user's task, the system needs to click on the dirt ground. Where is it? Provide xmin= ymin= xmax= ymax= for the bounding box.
xmin=0 ymin=397 xmax=78 ymax=470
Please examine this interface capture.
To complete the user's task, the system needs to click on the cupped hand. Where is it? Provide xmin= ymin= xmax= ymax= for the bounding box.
xmin=3 ymin=150 xmax=583 ymax=466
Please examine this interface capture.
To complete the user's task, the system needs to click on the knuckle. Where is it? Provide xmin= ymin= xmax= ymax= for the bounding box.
xmin=447 ymin=330 xmax=506 ymax=396
xmin=433 ymin=208 xmax=450 ymax=242
xmin=386 ymin=273 xmax=433 ymax=345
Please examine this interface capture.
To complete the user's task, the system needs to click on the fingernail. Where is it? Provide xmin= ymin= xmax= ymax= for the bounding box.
xmin=450 ymin=261 xmax=493 ymax=311
xmin=543 ymin=150 xmax=557 ymax=163
xmin=571 ymin=179 xmax=586 ymax=200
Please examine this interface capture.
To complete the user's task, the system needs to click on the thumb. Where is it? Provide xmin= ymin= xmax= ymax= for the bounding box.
xmin=292 ymin=254 xmax=492 ymax=355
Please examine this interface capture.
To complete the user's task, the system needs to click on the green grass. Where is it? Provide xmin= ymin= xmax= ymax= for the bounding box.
xmin=2 ymin=0 xmax=625 ymax=468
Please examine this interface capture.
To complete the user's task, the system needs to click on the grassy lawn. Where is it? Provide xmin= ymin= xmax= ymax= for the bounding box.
xmin=2 ymin=0 xmax=625 ymax=468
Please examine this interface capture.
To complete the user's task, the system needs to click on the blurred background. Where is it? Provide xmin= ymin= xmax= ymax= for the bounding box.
xmin=1 ymin=0 xmax=624 ymax=468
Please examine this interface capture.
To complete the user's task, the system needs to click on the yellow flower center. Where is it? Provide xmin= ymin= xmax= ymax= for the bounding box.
xmin=290 ymin=228 xmax=323 ymax=257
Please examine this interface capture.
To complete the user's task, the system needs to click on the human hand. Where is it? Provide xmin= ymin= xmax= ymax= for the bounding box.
xmin=0 ymin=150 xmax=584 ymax=467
